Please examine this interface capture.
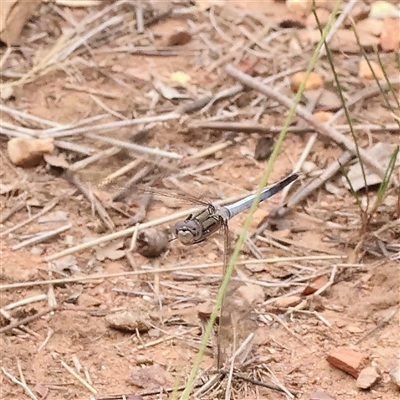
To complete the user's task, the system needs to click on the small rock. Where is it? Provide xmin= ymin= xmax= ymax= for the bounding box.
xmin=327 ymin=348 xmax=369 ymax=378
xmin=358 ymin=59 xmax=385 ymax=80
xmin=7 ymin=137 xmax=54 ymax=167
xmin=274 ymin=295 xmax=302 ymax=308
xmin=128 ymin=364 xmax=173 ymax=390
xmin=291 ymin=71 xmax=324 ymax=92
xmin=357 ymin=366 xmax=381 ymax=389
xmin=106 ymin=308 xmax=152 ymax=333
xmin=313 ymin=111 xmax=334 ymax=122
xmin=389 ymin=366 xmax=400 ymax=388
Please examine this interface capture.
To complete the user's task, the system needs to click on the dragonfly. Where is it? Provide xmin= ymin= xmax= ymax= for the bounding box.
xmin=94 ymin=169 xmax=298 ymax=369
xmin=168 ymin=171 xmax=299 ymax=368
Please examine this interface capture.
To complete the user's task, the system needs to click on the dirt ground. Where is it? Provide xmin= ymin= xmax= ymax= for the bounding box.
xmin=1 ymin=1 xmax=399 ymax=400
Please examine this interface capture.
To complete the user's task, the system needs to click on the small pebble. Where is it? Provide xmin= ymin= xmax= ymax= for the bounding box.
xmin=357 ymin=366 xmax=381 ymax=389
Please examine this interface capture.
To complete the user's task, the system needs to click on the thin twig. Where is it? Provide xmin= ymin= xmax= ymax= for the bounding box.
xmin=355 ymin=304 xmax=399 ymax=345
xmin=0 ymin=255 xmax=344 ymax=291
xmin=225 ymin=64 xmax=392 ymax=180
xmin=11 ymin=223 xmax=73 ymax=250
xmin=0 ymin=306 xmax=58 ymax=334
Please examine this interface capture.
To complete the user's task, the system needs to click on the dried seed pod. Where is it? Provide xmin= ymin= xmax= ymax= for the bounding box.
xmin=135 ymin=228 xmax=170 ymax=258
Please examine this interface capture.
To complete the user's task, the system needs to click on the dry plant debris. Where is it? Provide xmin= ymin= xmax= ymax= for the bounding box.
xmin=0 ymin=0 xmax=399 ymax=399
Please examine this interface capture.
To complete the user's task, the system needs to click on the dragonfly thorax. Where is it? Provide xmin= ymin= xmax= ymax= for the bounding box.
xmin=173 ymin=219 xmax=204 ymax=245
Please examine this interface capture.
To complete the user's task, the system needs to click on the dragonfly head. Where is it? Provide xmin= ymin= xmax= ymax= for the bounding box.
xmin=173 ymin=219 xmax=203 ymax=245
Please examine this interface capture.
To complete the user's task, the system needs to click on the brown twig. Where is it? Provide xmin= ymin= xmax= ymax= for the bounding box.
xmin=0 ymin=306 xmax=58 ymax=334
xmin=187 ymin=120 xmax=400 ymax=134
xmin=63 ymin=172 xmax=114 ymax=231
xmin=225 ymin=64 xmax=390 ymax=180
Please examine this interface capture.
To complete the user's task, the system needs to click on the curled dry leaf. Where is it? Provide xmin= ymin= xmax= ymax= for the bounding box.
xmin=96 ymin=240 xmax=125 ymax=261
xmin=8 ymin=137 xmax=55 ymax=167
xmin=135 ymin=228 xmax=170 ymax=258
xmin=358 ymin=59 xmax=385 ymax=80
xmin=291 ymin=71 xmax=324 ymax=92
xmin=0 ymin=0 xmax=41 ymax=45
xmin=43 ymin=153 xmax=70 ymax=169
xmin=254 ymin=136 xmax=274 ymax=161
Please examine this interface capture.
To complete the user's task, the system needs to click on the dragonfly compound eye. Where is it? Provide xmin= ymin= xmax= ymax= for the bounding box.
xmin=173 ymin=220 xmax=202 ymax=245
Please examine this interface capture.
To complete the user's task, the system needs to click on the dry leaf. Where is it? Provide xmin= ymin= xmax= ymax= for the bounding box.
xmin=44 ymin=153 xmax=70 ymax=169
xmin=0 ymin=0 xmax=41 ymax=45
xmin=342 ymin=142 xmax=400 ymax=191
xmin=303 ymin=89 xmax=342 ymax=111
xmin=380 ymin=18 xmax=400 ymax=51
xmin=135 ymin=228 xmax=169 ymax=258
xmin=96 ymin=240 xmax=125 ymax=261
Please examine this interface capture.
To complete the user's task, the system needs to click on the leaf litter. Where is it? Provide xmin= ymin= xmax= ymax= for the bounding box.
xmin=0 ymin=1 xmax=399 ymax=399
